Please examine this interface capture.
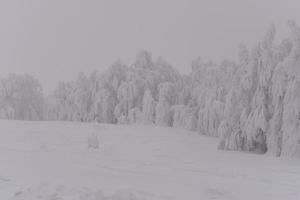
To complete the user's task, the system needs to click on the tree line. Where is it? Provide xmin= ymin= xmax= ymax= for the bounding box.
xmin=1 ymin=21 xmax=300 ymax=157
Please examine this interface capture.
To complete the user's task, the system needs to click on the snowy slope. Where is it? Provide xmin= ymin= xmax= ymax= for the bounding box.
xmin=0 ymin=120 xmax=300 ymax=200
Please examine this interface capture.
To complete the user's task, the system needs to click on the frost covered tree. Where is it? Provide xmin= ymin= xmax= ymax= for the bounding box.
xmin=40 ymin=22 xmax=300 ymax=158
xmin=71 ymin=72 xmax=93 ymax=121
xmin=155 ymin=82 xmax=176 ymax=126
xmin=218 ymin=26 xmax=275 ymax=152
xmin=189 ymin=57 xmax=237 ymax=137
xmin=91 ymin=61 xmax=128 ymax=123
xmin=172 ymin=104 xmax=197 ymax=131
xmin=279 ymin=21 xmax=300 ymax=157
xmin=217 ymin=21 xmax=300 ymax=157
xmin=0 ymin=74 xmax=44 ymax=120
xmin=141 ymin=89 xmax=156 ymax=124
xmin=51 ymin=81 xmax=73 ymax=120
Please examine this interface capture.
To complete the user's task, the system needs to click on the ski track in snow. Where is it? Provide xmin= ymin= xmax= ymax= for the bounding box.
xmin=0 ymin=120 xmax=300 ymax=199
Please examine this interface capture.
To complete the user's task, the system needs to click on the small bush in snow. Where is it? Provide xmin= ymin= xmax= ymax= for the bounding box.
xmin=88 ymin=134 xmax=99 ymax=149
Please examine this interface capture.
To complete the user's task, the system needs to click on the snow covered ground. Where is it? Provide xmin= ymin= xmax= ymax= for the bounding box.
xmin=0 ymin=120 xmax=300 ymax=200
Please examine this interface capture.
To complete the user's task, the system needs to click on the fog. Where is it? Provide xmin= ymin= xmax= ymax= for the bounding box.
xmin=0 ymin=0 xmax=299 ymax=93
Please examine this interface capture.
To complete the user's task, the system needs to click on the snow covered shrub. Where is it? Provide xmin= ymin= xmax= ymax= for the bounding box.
xmin=87 ymin=134 xmax=99 ymax=149
xmin=128 ymin=107 xmax=142 ymax=124
xmin=197 ymin=98 xmax=225 ymax=137
xmin=155 ymin=101 xmax=173 ymax=127
xmin=218 ymin=122 xmax=247 ymax=151
xmin=234 ymin=130 xmax=247 ymax=151
xmin=184 ymin=108 xmax=197 ymax=131
xmin=217 ymin=121 xmax=230 ymax=150
xmin=249 ymin=128 xmax=267 ymax=153
xmin=172 ymin=105 xmax=197 ymax=131
xmin=0 ymin=105 xmax=15 ymax=119
xmin=117 ymin=113 xmax=129 ymax=124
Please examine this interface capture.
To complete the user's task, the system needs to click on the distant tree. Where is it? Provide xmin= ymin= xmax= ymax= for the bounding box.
xmin=155 ymin=82 xmax=176 ymax=126
xmin=142 ymin=89 xmax=156 ymax=124
xmin=0 ymin=74 xmax=44 ymax=120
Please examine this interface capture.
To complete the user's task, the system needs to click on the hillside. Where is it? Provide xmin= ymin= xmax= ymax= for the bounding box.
xmin=0 ymin=120 xmax=299 ymax=199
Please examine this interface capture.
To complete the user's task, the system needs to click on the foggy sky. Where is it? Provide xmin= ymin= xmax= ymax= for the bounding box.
xmin=0 ymin=0 xmax=299 ymax=94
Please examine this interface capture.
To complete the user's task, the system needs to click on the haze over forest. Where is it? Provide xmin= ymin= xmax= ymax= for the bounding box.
xmin=0 ymin=0 xmax=300 ymax=93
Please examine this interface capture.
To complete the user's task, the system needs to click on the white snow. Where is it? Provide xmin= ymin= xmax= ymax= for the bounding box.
xmin=0 ymin=120 xmax=300 ymax=199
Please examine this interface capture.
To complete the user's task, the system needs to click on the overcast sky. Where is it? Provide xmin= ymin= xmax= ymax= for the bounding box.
xmin=0 ymin=0 xmax=299 ymax=94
